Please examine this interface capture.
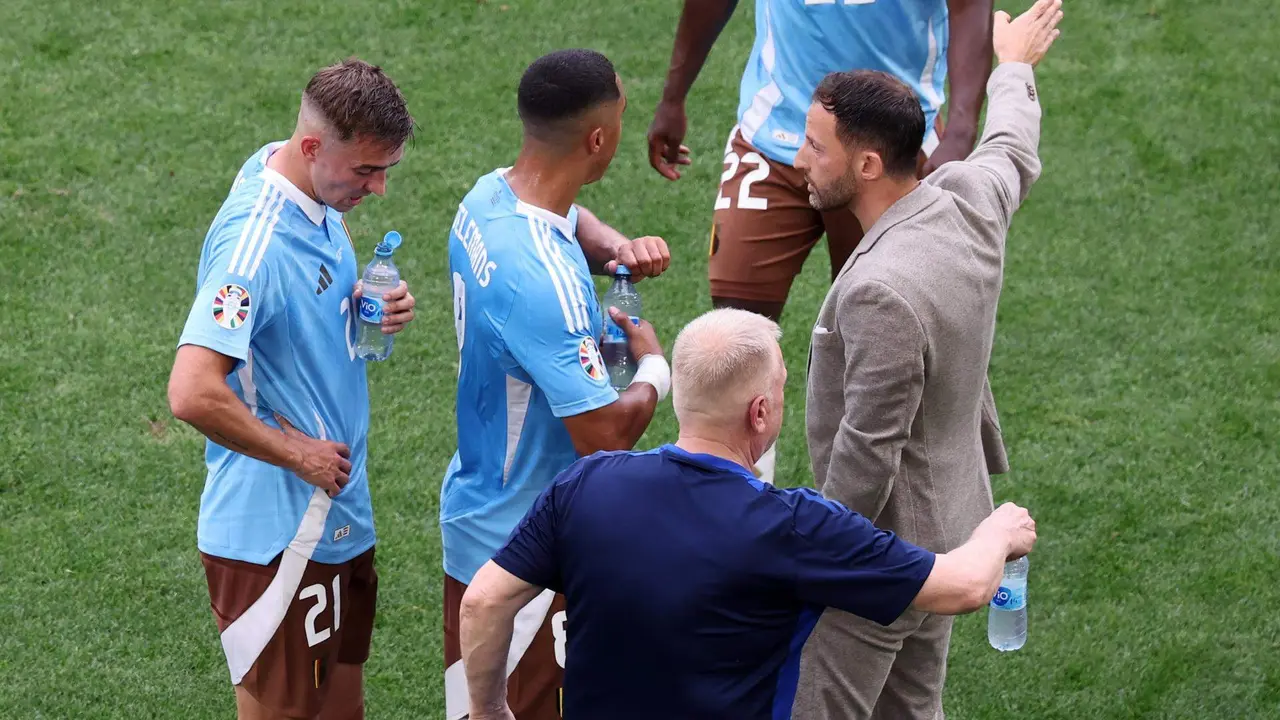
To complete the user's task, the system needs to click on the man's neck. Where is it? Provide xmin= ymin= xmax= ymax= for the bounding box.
xmin=852 ymin=176 xmax=920 ymax=232
xmin=674 ymin=432 xmax=756 ymax=473
xmin=265 ymin=139 xmax=320 ymax=202
xmin=505 ymin=144 xmax=585 ymax=218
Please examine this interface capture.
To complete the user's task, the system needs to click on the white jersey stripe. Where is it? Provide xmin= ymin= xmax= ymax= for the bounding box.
xmin=237 ymin=190 xmax=284 ymax=277
xmin=527 ymin=216 xmax=580 ymax=332
xmin=740 ymin=0 xmax=783 ymax=145
xmin=536 ymin=218 xmax=586 ymax=332
xmin=227 ymin=184 xmax=273 ymax=274
xmin=502 ymin=375 xmax=532 ymax=486
xmin=218 ymin=487 xmax=332 ymax=685
xmin=547 ymin=222 xmax=591 ymax=330
xmin=238 ymin=348 xmax=258 ymax=414
xmin=918 ymin=15 xmax=943 ymax=109
xmin=247 ymin=195 xmax=286 ymax=280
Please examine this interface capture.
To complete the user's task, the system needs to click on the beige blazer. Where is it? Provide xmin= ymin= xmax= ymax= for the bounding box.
xmin=805 ymin=62 xmax=1044 ymax=552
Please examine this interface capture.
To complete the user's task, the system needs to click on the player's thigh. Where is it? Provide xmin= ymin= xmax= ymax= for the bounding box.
xmin=792 ymin=608 xmax=924 ymax=720
xmin=318 ymin=663 xmax=365 ymax=720
xmin=870 ymin=613 xmax=954 ymax=720
xmin=507 ymin=590 xmax=566 ymax=720
xmin=201 ymin=550 xmax=366 ymax=720
xmin=708 ymin=128 xmax=825 ymax=305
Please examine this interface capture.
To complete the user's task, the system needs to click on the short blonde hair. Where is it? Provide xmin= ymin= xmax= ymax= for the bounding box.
xmin=672 ymin=309 xmax=782 ymax=426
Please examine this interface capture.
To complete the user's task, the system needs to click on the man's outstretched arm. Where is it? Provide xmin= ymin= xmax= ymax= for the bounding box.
xmin=956 ymin=0 xmax=1064 ymax=223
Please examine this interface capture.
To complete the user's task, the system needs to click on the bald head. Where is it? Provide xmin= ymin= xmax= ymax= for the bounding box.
xmin=672 ymin=309 xmax=784 ymax=437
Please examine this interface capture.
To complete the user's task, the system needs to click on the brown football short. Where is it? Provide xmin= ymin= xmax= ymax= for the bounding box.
xmin=708 ymin=122 xmax=941 ymax=304
xmin=443 ymin=573 xmax=567 ymax=720
xmin=201 ymin=546 xmax=377 ymax=718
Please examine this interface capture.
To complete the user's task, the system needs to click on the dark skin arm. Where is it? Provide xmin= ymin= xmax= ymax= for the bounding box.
xmin=647 ymin=0 xmax=741 ymax=180
xmin=921 ymin=0 xmax=994 ymax=176
xmin=575 ymin=205 xmax=671 ymax=280
xmin=561 ymin=384 xmax=658 ymax=456
xmin=559 ymin=308 xmax=662 ymax=456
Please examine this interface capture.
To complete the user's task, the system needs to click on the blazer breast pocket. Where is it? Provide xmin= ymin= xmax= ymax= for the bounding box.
xmin=807 ymin=325 xmax=845 ymax=405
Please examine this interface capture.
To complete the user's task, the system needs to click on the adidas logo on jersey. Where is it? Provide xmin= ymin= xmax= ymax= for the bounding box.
xmin=315 ymin=264 xmax=333 ymax=295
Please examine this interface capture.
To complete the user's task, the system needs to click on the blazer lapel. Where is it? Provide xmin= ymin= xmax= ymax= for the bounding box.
xmin=832 ymin=182 xmax=943 ymax=285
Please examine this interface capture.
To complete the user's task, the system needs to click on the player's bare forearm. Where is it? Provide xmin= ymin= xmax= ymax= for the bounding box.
xmin=660 ymin=0 xmax=740 ymax=103
xmin=461 ymin=563 xmax=545 ymax=716
xmin=943 ymin=0 xmax=994 ymax=148
xmin=459 ymin=590 xmax=517 ymax=715
xmin=562 ymin=384 xmax=658 ymax=456
xmin=913 ymin=503 xmax=1036 ymax=614
xmin=168 ymin=345 xmax=299 ymax=470
xmin=912 ymin=523 xmax=1009 ymax=614
xmin=575 ymin=205 xmax=629 ymax=274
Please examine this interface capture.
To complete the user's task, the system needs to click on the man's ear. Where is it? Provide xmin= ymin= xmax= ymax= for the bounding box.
xmin=858 ymin=150 xmax=886 ymax=181
xmin=300 ymin=135 xmax=322 ymax=162
xmin=587 ymin=127 xmax=604 ymax=155
xmin=749 ymin=395 xmax=768 ymax=433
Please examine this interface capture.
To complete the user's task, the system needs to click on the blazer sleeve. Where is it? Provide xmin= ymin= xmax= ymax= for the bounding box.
xmin=822 ymin=279 xmax=928 ymax=521
xmin=981 ymin=375 xmax=1010 ymax=475
xmin=934 ymin=61 xmax=1044 ymax=231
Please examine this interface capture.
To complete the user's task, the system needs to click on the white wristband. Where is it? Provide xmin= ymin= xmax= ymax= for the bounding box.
xmin=630 ymin=354 xmax=671 ymax=402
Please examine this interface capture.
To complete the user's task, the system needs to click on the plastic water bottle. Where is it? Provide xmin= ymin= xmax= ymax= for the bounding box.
xmin=988 ymin=556 xmax=1029 ymax=651
xmin=355 ymin=231 xmax=402 ymax=362
xmin=600 ymin=265 xmax=642 ymax=389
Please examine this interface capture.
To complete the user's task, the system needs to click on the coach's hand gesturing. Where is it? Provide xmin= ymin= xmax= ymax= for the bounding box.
xmin=993 ymin=0 xmax=1064 ymax=66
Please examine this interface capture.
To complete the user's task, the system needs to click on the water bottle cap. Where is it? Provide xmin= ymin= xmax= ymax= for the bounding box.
xmin=375 ymin=230 xmax=402 ymax=256
xmin=614 ymin=264 xmax=631 ymax=277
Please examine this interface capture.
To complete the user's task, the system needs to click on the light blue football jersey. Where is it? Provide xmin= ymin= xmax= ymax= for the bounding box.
xmin=178 ymin=142 xmax=374 ymax=566
xmin=737 ymin=0 xmax=949 ymax=166
xmin=440 ymin=168 xmax=619 ymax=585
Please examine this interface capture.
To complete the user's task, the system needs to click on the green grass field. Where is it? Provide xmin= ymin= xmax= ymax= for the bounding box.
xmin=3 ymin=0 xmax=1278 ymax=717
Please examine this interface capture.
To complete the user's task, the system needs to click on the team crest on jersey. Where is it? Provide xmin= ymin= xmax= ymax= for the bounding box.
xmin=578 ymin=337 xmax=606 ymax=383
xmin=212 ymin=284 xmax=251 ymax=330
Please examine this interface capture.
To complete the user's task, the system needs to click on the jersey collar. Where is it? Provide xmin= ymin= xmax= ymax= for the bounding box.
xmin=496 ymin=167 xmax=577 ymax=238
xmin=260 ymin=166 xmax=327 ymax=226
xmin=515 ymin=199 xmax=575 ymax=239
xmin=661 ymin=444 xmax=758 ymax=483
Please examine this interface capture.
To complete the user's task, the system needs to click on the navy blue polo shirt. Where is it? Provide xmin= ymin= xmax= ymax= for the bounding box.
xmin=491 ymin=445 xmax=935 ymax=719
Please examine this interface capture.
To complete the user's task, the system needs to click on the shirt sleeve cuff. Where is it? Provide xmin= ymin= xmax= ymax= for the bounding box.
xmin=550 ymin=386 xmax=619 ymax=418
xmin=177 ymin=332 xmax=249 ymax=363
xmin=491 ymin=550 xmax=550 ymax=590
xmin=873 ymin=550 xmax=938 ymax=626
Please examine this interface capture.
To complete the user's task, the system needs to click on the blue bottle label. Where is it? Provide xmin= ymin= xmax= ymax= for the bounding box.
xmin=604 ymin=315 xmax=638 ymax=342
xmin=990 ymin=583 xmax=1027 ymax=611
xmin=359 ymin=296 xmax=384 ymax=323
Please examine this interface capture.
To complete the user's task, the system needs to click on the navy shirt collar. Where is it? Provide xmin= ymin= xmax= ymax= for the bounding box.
xmin=660 ymin=444 xmax=758 ymax=483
